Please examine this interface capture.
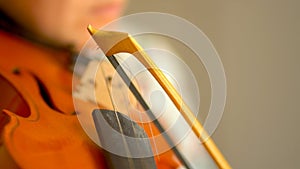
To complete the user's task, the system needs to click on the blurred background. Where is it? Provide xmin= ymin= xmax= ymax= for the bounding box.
xmin=126 ymin=0 xmax=300 ymax=168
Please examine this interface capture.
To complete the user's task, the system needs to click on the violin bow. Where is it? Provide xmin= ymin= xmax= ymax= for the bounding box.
xmin=87 ymin=25 xmax=231 ymax=169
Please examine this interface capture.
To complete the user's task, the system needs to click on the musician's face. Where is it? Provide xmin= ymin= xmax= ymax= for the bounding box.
xmin=0 ymin=0 xmax=127 ymax=50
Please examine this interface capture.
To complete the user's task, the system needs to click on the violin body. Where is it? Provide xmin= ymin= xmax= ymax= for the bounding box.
xmin=0 ymin=67 xmax=108 ymax=169
xmin=0 ymin=30 xmax=179 ymax=168
xmin=0 ymin=30 xmax=107 ymax=168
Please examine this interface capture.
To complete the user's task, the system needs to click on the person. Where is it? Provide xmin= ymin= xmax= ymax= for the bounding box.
xmin=0 ymin=0 xmax=181 ymax=168
xmin=0 ymin=0 xmax=127 ymax=51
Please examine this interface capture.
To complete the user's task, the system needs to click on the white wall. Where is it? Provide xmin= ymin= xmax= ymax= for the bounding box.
xmin=126 ymin=0 xmax=300 ymax=168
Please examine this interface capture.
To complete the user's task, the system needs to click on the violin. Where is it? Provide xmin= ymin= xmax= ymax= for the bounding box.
xmin=0 ymin=29 xmax=108 ymax=168
xmin=0 ymin=26 xmax=179 ymax=168
xmin=0 ymin=21 xmax=231 ymax=168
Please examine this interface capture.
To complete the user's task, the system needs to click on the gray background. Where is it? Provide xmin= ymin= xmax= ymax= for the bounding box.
xmin=126 ymin=0 xmax=300 ymax=168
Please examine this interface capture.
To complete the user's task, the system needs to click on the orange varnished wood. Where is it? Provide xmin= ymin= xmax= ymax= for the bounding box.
xmin=0 ymin=30 xmax=107 ymax=169
xmin=0 ymin=68 xmax=107 ymax=169
xmin=0 ymin=29 xmax=179 ymax=168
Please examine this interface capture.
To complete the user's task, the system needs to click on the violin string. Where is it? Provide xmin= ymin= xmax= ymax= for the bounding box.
xmin=116 ymin=55 xmax=139 ymax=136
xmin=118 ymin=73 xmax=147 ymax=168
xmin=107 ymin=55 xmax=192 ymax=169
xmin=116 ymin=55 xmax=168 ymax=160
xmin=116 ymin=56 xmax=149 ymax=130
xmin=118 ymin=56 xmax=161 ymax=160
xmin=117 ymin=55 xmax=160 ymax=164
xmin=98 ymin=60 xmax=135 ymax=169
xmin=116 ymin=55 xmax=142 ymax=165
